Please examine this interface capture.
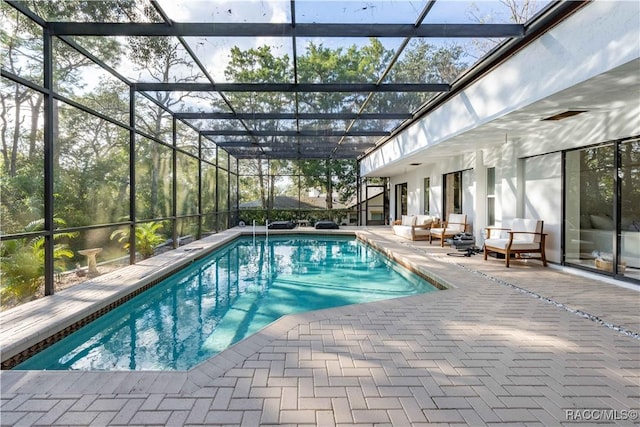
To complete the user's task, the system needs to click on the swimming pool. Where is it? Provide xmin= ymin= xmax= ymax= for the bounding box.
xmin=15 ymin=235 xmax=437 ymax=370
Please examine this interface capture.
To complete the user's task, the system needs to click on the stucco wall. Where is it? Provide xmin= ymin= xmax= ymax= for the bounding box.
xmin=523 ymin=153 xmax=563 ymax=263
xmin=388 ymin=154 xmax=475 ymax=225
xmin=369 ymin=1 xmax=639 ymax=266
xmin=360 ymin=0 xmax=640 ymax=177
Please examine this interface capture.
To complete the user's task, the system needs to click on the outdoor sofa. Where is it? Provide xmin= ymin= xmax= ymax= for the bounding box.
xmin=392 ymin=214 xmax=437 ymax=241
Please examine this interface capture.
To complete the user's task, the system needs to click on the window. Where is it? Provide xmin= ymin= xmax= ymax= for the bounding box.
xmin=423 ymin=177 xmax=430 ymax=214
xmin=487 ymin=167 xmax=496 ymax=226
xmin=395 ymin=183 xmax=408 ymax=219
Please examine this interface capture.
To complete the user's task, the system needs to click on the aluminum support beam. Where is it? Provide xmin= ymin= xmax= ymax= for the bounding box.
xmin=48 ymin=22 xmax=525 ymax=38
xmin=202 ymin=130 xmax=389 ymax=137
xmin=134 ymin=82 xmax=449 ymax=92
xmin=175 ymin=112 xmax=412 ymax=120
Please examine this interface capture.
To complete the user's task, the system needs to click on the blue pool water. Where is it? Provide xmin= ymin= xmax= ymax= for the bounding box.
xmin=15 ymin=235 xmax=437 ymax=371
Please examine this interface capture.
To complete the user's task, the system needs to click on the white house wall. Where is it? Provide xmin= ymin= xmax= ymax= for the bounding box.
xmin=360 ymin=0 xmax=640 ymax=177
xmin=523 ymin=153 xmax=563 ymax=263
xmin=363 ymin=1 xmax=639 ymax=266
xmin=389 ymin=153 xmax=474 ymax=223
xmin=389 ymin=168 xmax=424 ymax=222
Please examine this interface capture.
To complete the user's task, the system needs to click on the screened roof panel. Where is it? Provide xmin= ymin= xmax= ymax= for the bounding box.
xmin=295 ymin=37 xmax=404 ymax=84
xmin=70 ymin=36 xmax=210 ymax=84
xmin=243 ymin=119 xmax=298 ymax=132
xmin=348 ymin=119 xmax=405 ymax=132
xmin=185 ymin=118 xmax=246 ymax=132
xmin=299 ymin=119 xmax=351 ymax=133
xmin=298 ymin=136 xmax=343 ymax=144
xmin=144 ymin=91 xmax=232 ymax=114
xmin=298 ymin=92 xmax=368 ymax=114
xmin=15 ymin=0 xmax=163 ymax=22
xmin=65 ymin=36 xmax=129 ymax=77
xmin=129 ymin=37 xmax=209 ymax=83
xmin=423 ymin=1 xmax=551 ymax=24
xmin=294 ymin=1 xmax=425 ymax=24
xmin=155 ymin=0 xmax=291 ymax=23
xmin=337 ymin=135 xmax=381 ymax=146
xmin=222 ymin=92 xmax=297 ymax=113
xmin=184 ymin=36 xmax=295 ymax=84
xmin=381 ymin=39 xmax=466 ymax=84
xmin=362 ymin=91 xmax=433 ymax=114
xmin=5 ymin=0 xmax=559 ymax=160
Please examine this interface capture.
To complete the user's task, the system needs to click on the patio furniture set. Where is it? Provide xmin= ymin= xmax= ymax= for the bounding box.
xmin=393 ymin=214 xmax=547 ymax=267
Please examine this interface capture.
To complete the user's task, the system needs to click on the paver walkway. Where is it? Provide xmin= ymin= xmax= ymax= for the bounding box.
xmin=1 ymin=227 xmax=639 ymax=426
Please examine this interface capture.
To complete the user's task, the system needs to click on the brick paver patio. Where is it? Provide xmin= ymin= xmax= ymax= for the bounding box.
xmin=1 ymin=227 xmax=639 ymax=426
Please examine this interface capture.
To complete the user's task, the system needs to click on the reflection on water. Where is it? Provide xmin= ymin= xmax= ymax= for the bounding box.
xmin=16 ymin=235 xmax=436 ymax=371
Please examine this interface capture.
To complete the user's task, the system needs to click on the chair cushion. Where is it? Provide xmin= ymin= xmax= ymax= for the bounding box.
xmin=486 ymin=228 xmax=509 ymax=239
xmin=447 ymin=223 xmax=466 ymax=232
xmin=509 ymin=218 xmax=542 ymax=242
xmin=415 ymin=215 xmax=434 ymax=228
xmin=484 ymin=238 xmax=540 ymax=251
xmin=392 ymin=225 xmax=412 ymax=239
xmin=448 ymin=213 xmax=466 ymax=225
xmin=401 ymin=215 xmax=416 ymax=226
xmin=268 ymin=221 xmax=296 ymax=229
xmin=414 ymin=228 xmax=431 ymax=238
xmin=315 ymin=220 xmax=339 ymax=229
xmin=430 ymin=227 xmax=457 ymax=237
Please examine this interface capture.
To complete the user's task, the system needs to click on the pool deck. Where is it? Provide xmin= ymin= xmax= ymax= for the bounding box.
xmin=1 ymin=226 xmax=639 ymax=426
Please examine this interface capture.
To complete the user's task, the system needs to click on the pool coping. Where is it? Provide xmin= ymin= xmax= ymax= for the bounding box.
xmin=1 ymin=227 xmax=444 ymax=369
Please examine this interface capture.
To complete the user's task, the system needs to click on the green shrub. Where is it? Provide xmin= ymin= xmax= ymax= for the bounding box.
xmin=110 ymin=221 xmax=165 ymax=259
xmin=0 ymin=218 xmax=76 ymax=306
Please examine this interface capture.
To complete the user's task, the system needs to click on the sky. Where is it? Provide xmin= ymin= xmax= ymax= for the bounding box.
xmin=145 ymin=0 xmax=540 ymax=84
xmin=4 ymin=1 xmax=550 ymax=113
xmin=153 ymin=0 xmax=522 ymax=25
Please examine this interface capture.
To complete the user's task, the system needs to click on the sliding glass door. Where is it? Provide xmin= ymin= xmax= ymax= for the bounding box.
xmin=620 ymin=139 xmax=640 ymax=281
xmin=564 ymin=139 xmax=639 ymax=281
xmin=443 ymin=171 xmax=462 ymax=219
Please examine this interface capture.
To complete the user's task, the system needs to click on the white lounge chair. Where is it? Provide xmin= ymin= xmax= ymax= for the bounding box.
xmin=483 ymin=218 xmax=547 ymax=267
xmin=429 ymin=213 xmax=467 ymax=247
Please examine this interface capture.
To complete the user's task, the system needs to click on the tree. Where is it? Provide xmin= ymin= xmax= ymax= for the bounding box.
xmin=297 ymin=159 xmax=357 ymax=210
xmin=0 ymin=218 xmax=77 ymax=306
xmin=1 ymin=1 xmax=126 ymax=175
xmin=373 ymin=39 xmax=467 ymax=114
xmin=224 ymin=46 xmax=293 ymax=210
xmin=225 ymin=37 xmax=465 ymax=210
xmin=297 ymin=39 xmax=391 ymax=114
xmin=466 ymin=0 xmax=541 ymax=59
xmin=1 ymin=0 xmax=130 ymax=234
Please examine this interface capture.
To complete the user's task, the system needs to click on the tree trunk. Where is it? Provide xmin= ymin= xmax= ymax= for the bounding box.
xmin=269 ymin=173 xmax=275 ymax=210
xmin=150 ymin=102 xmax=166 ymax=217
xmin=1 ymin=93 xmax=10 ymax=173
xmin=325 ymin=160 xmax=333 ymax=210
xmin=29 ymin=96 xmax=43 ymax=158
xmin=9 ymin=84 xmax=25 ymax=177
xmin=258 ymin=160 xmax=267 ymax=210
xmin=151 ymin=140 xmax=159 ymax=217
